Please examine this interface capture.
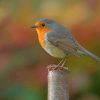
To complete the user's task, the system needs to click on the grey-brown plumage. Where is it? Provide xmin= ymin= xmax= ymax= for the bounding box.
xmin=33 ymin=18 xmax=100 ymax=61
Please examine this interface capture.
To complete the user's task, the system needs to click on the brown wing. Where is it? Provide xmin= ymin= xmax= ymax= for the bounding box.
xmin=47 ymin=35 xmax=80 ymax=56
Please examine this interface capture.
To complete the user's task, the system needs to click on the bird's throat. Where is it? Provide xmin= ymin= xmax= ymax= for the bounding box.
xmin=36 ymin=28 xmax=51 ymax=48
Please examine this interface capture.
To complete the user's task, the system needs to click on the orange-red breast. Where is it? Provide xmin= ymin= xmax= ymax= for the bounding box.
xmin=32 ymin=18 xmax=100 ymax=68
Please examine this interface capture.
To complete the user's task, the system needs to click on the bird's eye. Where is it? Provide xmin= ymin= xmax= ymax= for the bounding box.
xmin=41 ymin=23 xmax=45 ymax=27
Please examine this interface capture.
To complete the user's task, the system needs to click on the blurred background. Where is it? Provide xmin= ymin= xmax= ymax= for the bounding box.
xmin=0 ymin=0 xmax=100 ymax=100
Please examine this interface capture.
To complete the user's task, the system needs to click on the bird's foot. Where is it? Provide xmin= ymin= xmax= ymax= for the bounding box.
xmin=47 ymin=64 xmax=64 ymax=71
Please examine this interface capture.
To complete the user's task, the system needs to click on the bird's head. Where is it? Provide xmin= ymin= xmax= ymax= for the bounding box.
xmin=31 ymin=18 xmax=58 ymax=34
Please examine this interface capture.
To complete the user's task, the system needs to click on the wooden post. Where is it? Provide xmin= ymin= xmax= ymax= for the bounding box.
xmin=48 ymin=65 xmax=69 ymax=100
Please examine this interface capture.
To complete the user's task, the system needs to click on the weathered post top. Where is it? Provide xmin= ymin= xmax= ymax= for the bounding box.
xmin=48 ymin=65 xmax=69 ymax=100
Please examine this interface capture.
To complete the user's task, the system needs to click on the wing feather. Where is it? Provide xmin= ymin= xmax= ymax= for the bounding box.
xmin=46 ymin=31 xmax=80 ymax=56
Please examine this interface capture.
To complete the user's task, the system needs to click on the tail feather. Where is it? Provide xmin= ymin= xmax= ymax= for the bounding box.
xmin=77 ymin=44 xmax=100 ymax=61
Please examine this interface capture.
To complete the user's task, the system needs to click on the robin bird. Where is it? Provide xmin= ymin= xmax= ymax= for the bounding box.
xmin=32 ymin=18 xmax=100 ymax=69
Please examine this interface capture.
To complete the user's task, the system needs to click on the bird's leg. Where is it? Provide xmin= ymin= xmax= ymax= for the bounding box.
xmin=52 ymin=57 xmax=66 ymax=70
xmin=59 ymin=58 xmax=68 ymax=70
xmin=57 ymin=57 xmax=66 ymax=69
xmin=57 ymin=58 xmax=65 ymax=67
xmin=47 ymin=59 xmax=64 ymax=70
xmin=59 ymin=55 xmax=69 ymax=70
xmin=47 ymin=56 xmax=69 ymax=70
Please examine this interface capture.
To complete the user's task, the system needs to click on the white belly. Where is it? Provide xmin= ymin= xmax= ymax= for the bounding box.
xmin=44 ymin=41 xmax=66 ymax=58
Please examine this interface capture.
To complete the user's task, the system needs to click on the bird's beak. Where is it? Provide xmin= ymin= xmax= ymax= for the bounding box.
xmin=31 ymin=25 xmax=38 ymax=28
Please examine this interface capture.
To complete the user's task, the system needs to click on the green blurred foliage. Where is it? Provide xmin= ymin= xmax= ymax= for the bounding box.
xmin=0 ymin=0 xmax=100 ymax=100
